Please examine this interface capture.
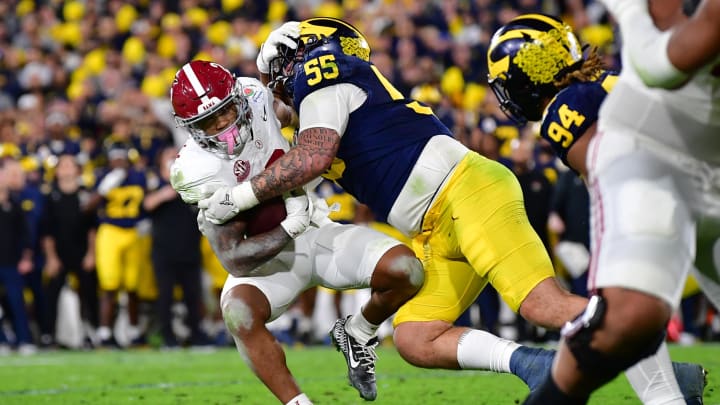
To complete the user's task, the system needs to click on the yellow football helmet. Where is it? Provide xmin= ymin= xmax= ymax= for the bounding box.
xmin=487 ymin=14 xmax=583 ymax=124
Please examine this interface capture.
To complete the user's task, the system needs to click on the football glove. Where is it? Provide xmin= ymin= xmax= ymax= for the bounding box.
xmin=280 ymin=189 xmax=310 ymax=238
xmin=97 ymin=168 xmax=127 ymax=196
xmin=256 ymin=21 xmax=301 ymax=74
xmin=198 ymin=182 xmax=259 ymax=225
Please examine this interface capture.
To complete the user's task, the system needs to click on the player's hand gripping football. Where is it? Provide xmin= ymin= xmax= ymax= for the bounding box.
xmin=280 ymin=189 xmax=310 ymax=238
xmin=256 ymin=21 xmax=301 ymax=74
xmin=198 ymin=182 xmax=259 ymax=225
xmin=307 ymin=192 xmax=336 ymax=228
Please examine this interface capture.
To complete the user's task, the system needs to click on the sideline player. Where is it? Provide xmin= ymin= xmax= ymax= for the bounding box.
xmin=507 ymin=2 xmax=720 ymax=403
xmin=169 ymin=60 xmax=424 ymax=403
xmin=199 ymin=17 xmax=593 ymax=396
xmin=487 ymin=13 xmax=708 ymax=404
xmin=85 ymin=143 xmax=146 ymax=347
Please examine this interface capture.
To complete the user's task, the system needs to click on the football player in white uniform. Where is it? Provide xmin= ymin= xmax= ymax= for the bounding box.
xmin=602 ymin=0 xmax=720 ymax=89
xmin=169 ymin=60 xmax=424 ymax=404
xmin=524 ymin=1 xmax=720 ymax=403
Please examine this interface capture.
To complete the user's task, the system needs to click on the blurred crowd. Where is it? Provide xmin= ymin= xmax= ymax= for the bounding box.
xmin=0 ymin=0 xmax=717 ymax=355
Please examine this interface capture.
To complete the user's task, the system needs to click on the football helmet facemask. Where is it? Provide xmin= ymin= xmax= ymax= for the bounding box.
xmin=171 ymin=60 xmax=253 ymax=159
xmin=268 ymin=17 xmax=371 ymax=100
xmin=487 ymin=14 xmax=583 ymax=125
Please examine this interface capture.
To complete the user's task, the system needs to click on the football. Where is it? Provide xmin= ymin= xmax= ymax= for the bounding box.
xmin=235 ymin=196 xmax=287 ymax=236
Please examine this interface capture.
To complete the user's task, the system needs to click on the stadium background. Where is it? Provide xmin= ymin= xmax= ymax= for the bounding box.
xmin=0 ymin=0 xmax=717 ymax=358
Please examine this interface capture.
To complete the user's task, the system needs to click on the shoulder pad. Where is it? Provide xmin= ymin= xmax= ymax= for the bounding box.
xmin=170 ymin=142 xmax=224 ymax=204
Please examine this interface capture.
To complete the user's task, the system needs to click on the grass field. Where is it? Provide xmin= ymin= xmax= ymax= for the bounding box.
xmin=0 ymin=343 xmax=718 ymax=404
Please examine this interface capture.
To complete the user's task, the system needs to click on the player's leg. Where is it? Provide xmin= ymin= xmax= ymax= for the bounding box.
xmin=220 ymin=252 xmax=314 ymax=405
xmin=312 ymin=222 xmax=423 ymax=401
xmin=95 ymin=224 xmax=126 ymax=347
xmin=525 ymin=135 xmax=697 ymax=404
xmin=392 ymin=154 xmax=559 ymax=391
xmin=222 ymin=284 xmax=309 ymax=404
xmin=358 ymin=243 xmax=423 ymax=331
xmin=123 ymin=230 xmax=145 ymax=345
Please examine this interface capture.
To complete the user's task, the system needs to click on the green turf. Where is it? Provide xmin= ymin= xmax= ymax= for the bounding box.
xmin=0 ymin=343 xmax=718 ymax=404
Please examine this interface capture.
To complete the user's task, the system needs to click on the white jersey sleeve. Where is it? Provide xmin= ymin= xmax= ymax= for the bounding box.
xmin=170 ymin=140 xmax=227 ymax=204
xmin=298 ymin=83 xmax=367 ymax=136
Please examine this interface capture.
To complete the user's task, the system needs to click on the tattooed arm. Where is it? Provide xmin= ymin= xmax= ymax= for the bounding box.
xmin=250 ymin=126 xmax=340 ymax=202
xmin=199 ymin=212 xmax=292 ymax=277
xmin=198 ymin=84 xmax=352 ymax=225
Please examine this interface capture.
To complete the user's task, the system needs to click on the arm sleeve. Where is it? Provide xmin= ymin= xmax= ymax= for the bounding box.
xmin=613 ymin=2 xmax=688 ymax=88
xmin=297 ymin=83 xmax=367 ymax=136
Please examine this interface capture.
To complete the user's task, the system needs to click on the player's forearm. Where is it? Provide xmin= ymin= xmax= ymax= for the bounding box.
xmin=250 ymin=127 xmax=338 ymax=202
xmin=610 ymin=1 xmax=687 ymax=88
xmin=41 ymin=236 xmax=60 ymax=262
xmin=667 ymin=0 xmax=720 ymax=72
xmin=207 ymin=223 xmax=291 ymax=277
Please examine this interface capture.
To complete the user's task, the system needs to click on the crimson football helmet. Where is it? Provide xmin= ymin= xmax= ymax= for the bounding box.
xmin=171 ymin=60 xmax=252 ymax=158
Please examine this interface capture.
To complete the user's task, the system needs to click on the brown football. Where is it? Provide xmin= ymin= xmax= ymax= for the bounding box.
xmin=234 ymin=196 xmax=287 ymax=236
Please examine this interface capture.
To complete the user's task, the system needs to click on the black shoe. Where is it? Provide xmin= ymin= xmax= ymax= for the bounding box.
xmin=329 ymin=316 xmax=378 ymax=401
xmin=673 ymin=362 xmax=708 ymax=405
xmin=99 ymin=336 xmax=122 ymax=350
xmin=130 ymin=334 xmax=148 ymax=348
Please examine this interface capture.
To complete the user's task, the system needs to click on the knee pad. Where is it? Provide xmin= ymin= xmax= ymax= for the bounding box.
xmin=562 ymin=295 xmax=665 ymax=376
xmin=405 ymin=256 xmax=425 ymax=289
xmin=221 ymin=295 xmax=254 ymax=335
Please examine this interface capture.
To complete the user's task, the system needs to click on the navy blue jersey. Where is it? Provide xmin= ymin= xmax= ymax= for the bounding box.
xmin=95 ymin=169 xmax=147 ymax=228
xmin=293 ymin=48 xmax=453 ymax=221
xmin=540 ymin=71 xmax=618 ymax=167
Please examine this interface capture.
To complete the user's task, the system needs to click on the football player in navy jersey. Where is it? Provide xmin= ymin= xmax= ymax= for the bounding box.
xmin=487 ymin=13 xmax=708 ymax=404
xmin=199 ymin=16 xmax=598 ymax=398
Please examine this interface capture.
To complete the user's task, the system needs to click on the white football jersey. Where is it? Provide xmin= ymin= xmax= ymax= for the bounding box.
xmin=170 ymin=77 xmax=289 ymax=204
xmin=599 ymin=49 xmax=720 ymax=164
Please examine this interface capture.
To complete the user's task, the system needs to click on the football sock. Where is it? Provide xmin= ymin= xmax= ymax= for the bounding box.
xmin=345 ymin=312 xmax=379 ymax=345
xmin=126 ymin=324 xmax=141 ymax=341
xmin=97 ymin=326 xmax=112 ymax=341
xmin=625 ymin=342 xmax=684 ymax=405
xmin=285 ymin=393 xmax=313 ymax=405
xmin=456 ymin=329 xmax=519 ymax=372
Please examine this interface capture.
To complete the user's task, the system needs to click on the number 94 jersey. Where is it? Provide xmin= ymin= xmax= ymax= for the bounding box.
xmin=540 ymin=71 xmax=618 ymax=168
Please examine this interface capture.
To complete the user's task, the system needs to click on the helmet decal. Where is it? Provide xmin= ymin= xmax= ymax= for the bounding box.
xmin=514 ymin=27 xmax=581 ymax=84
xmin=339 ymin=36 xmax=370 ymax=61
xmin=181 ymin=62 xmax=225 ymax=115
xmin=486 ymin=13 xmax=584 ymax=124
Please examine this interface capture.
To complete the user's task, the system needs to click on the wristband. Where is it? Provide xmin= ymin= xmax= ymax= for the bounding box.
xmin=231 ymin=181 xmax=260 ymax=211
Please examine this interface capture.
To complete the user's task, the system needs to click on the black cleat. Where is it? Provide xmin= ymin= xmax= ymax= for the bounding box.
xmin=330 ymin=316 xmax=379 ymax=401
xmin=673 ymin=362 xmax=708 ymax=405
